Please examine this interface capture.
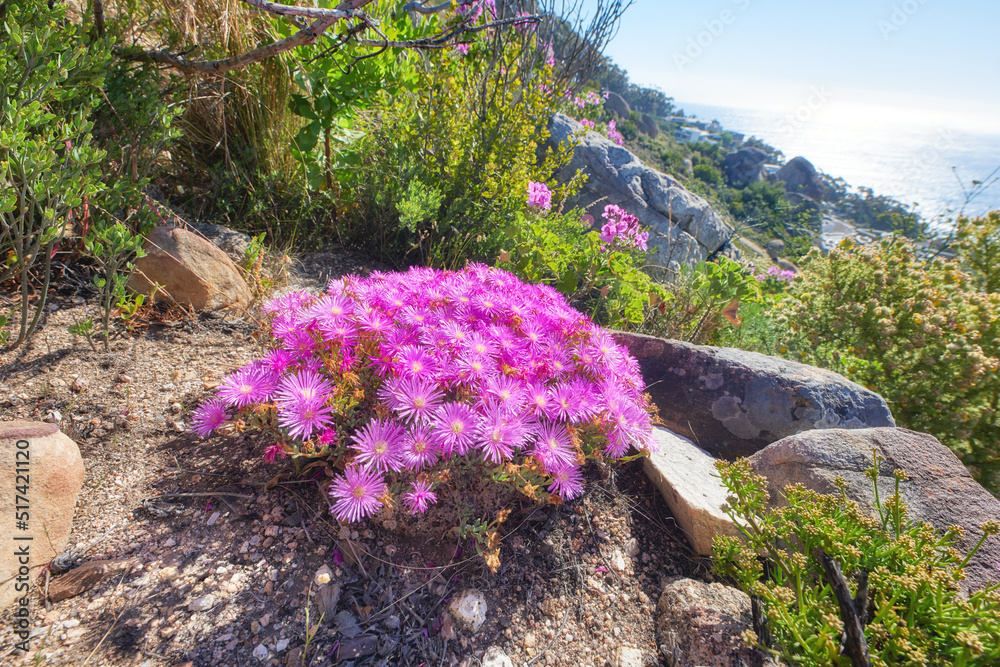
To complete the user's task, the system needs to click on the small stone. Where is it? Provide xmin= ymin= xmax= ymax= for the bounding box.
xmin=188 ymin=594 xmax=215 ymax=612
xmin=207 ymin=512 xmax=221 ymax=526
xmin=164 ymin=538 xmax=177 ymax=548
xmin=624 ymin=538 xmax=640 ymax=558
xmin=50 ymin=378 xmax=67 ymax=388
xmin=481 ymin=646 xmax=514 ymax=667
xmin=523 ymin=632 xmax=536 ymax=648
xmin=160 ymin=626 xmax=176 ymax=638
xmin=252 ymin=643 xmax=269 ymax=661
xmin=448 ymin=588 xmax=487 ymax=634
xmin=45 ymin=410 xmax=62 ymax=423
xmin=275 ymin=638 xmax=289 ymax=653
xmin=611 ymin=647 xmax=646 ymax=667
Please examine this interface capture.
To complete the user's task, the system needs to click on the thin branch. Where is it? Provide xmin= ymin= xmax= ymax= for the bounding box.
xmin=352 ymin=15 xmax=541 ymax=50
xmin=403 ymin=0 xmax=452 ymax=15
xmin=112 ymin=0 xmax=377 ymax=74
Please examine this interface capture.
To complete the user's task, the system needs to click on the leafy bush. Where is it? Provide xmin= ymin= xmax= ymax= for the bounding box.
xmin=191 ymin=266 xmax=655 ymax=567
xmin=642 ymin=257 xmax=762 ymax=344
xmin=777 ymin=238 xmax=1000 ymax=492
xmin=338 ymin=11 xmax=571 ymax=266
xmin=0 ymin=0 xmax=148 ymax=348
xmin=955 ymin=211 xmax=1000 ymax=293
xmin=714 ymin=455 xmax=1000 ymax=666
xmin=504 ymin=202 xmax=667 ymax=329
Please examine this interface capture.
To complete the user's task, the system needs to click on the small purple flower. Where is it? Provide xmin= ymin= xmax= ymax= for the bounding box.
xmin=548 ymin=465 xmax=584 ymax=500
xmin=190 ymin=399 xmax=229 ymax=437
xmin=402 ymin=480 xmax=438 ymax=514
xmin=454 ymin=43 xmax=470 ymax=56
xmin=217 ymin=365 xmax=275 ymax=408
xmin=431 ymin=402 xmax=477 ymax=456
xmin=402 ymin=424 xmax=440 ymax=471
xmin=527 ymin=181 xmax=553 ymax=211
xmin=263 ymin=444 xmax=286 ymax=463
xmin=382 ymin=377 xmax=445 ymax=422
xmin=329 ymin=467 xmax=387 ymax=522
xmin=606 ymin=119 xmax=624 ymax=146
xmin=352 ymin=418 xmax=406 ymax=474
xmin=532 ymin=421 xmax=576 ymax=472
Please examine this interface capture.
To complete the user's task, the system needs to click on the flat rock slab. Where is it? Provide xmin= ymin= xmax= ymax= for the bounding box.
xmin=749 ymin=427 xmax=1000 ymax=593
xmin=616 ymin=332 xmax=895 ymax=459
xmin=1 ymin=421 xmax=85 ymax=609
xmin=644 ymin=428 xmax=736 ymax=555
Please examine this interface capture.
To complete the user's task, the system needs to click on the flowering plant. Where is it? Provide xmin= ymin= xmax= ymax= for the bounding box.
xmin=192 ymin=266 xmax=655 ymax=538
xmin=527 ymin=181 xmax=552 ymax=211
xmin=598 ymin=204 xmax=648 ymax=252
xmin=714 ymin=454 xmax=1000 ymax=666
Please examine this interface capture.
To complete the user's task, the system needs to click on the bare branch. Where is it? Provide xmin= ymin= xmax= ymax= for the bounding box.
xmin=351 ymin=15 xmax=541 ymax=50
xmin=403 ymin=1 xmax=452 ymax=15
xmin=113 ymin=0 xmax=378 ymax=74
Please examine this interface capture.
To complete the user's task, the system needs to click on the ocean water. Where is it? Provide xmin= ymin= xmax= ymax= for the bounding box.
xmin=678 ymin=102 xmax=1000 ymax=229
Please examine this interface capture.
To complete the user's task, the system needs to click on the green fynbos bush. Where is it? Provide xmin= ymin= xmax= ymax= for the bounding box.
xmin=714 ymin=454 xmax=1000 ymax=666
xmin=777 ymin=238 xmax=1000 ymax=492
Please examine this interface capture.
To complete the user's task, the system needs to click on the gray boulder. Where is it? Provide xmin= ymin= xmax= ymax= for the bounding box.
xmin=724 ymin=148 xmax=769 ymax=188
xmin=657 ymin=578 xmax=773 ymax=667
xmin=775 ymin=156 xmax=830 ymax=201
xmin=641 ymin=113 xmax=660 ymax=138
xmin=614 ymin=333 xmax=895 ymax=459
xmin=547 ymin=114 xmax=732 ymax=273
xmin=749 ymin=428 xmax=1000 ymax=593
xmin=604 ymin=91 xmax=631 ymax=118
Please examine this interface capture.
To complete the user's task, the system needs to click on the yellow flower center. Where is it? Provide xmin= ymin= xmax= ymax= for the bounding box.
xmin=352 ymin=486 xmax=366 ymax=498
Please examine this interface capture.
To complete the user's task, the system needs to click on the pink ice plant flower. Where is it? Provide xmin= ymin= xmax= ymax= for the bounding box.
xmin=190 ymin=399 xmax=229 ymax=437
xmin=192 ymin=264 xmax=655 ymax=523
xmin=402 ymin=480 xmax=438 ymax=514
xmin=329 ymin=467 xmax=387 ymax=522
xmin=606 ymin=119 xmax=624 ymax=146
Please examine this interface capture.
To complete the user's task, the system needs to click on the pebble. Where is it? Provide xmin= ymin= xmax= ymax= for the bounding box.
xmin=275 ymin=638 xmax=289 ymax=653
xmin=449 ymin=589 xmax=488 ymax=634
xmin=482 ymin=646 xmax=514 ymax=667
xmin=252 ymin=644 xmax=269 ymax=661
xmin=523 ymin=632 xmax=537 ymax=648
xmin=164 ymin=538 xmax=177 ymax=548
xmin=188 ymin=594 xmax=215 ymax=612
xmin=207 ymin=512 xmax=221 ymax=526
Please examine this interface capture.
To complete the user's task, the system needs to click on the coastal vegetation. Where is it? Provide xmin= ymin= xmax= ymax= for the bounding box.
xmin=3 ymin=1 xmax=1000 ymax=661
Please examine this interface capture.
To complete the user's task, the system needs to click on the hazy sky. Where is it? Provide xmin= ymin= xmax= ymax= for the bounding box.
xmin=594 ymin=0 xmax=1000 ymax=131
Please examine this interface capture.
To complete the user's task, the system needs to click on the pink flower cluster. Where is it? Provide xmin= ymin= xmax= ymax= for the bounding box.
xmin=598 ymin=205 xmax=648 ymax=252
xmin=754 ymin=265 xmax=796 ymax=282
xmin=457 ymin=0 xmax=496 ymax=23
xmin=192 ymin=266 xmax=654 ymax=525
xmin=527 ymin=181 xmax=552 ymax=211
xmin=606 ymin=119 xmax=624 ymax=146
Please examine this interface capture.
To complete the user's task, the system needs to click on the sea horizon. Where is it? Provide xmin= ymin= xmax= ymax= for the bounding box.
xmin=676 ymin=100 xmax=1000 ymax=227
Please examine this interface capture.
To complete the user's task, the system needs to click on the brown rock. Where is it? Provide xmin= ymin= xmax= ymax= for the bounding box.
xmin=128 ymin=226 xmax=252 ymax=312
xmin=1 ymin=421 xmax=85 ymax=609
xmin=749 ymin=427 xmax=1000 ymax=593
xmin=656 ymin=578 xmax=763 ymax=667
xmin=47 ymin=560 xmax=132 ymax=603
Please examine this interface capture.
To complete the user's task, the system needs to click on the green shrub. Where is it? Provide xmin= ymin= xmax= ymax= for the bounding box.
xmin=714 ymin=455 xmax=1000 ymax=666
xmin=340 ymin=21 xmax=570 ymax=267
xmin=955 ymin=211 xmax=1000 ymax=293
xmin=642 ymin=257 xmax=762 ymax=344
xmin=777 ymin=238 xmax=1000 ymax=492
xmin=503 ymin=208 xmax=667 ymax=330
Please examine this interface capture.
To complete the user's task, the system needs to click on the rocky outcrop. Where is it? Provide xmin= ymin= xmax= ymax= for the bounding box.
xmin=604 ymin=91 xmax=631 ymax=118
xmin=644 ymin=428 xmax=736 ymax=555
xmin=614 ymin=333 xmax=895 ymax=459
xmin=657 ymin=578 xmax=770 ymax=667
xmin=723 ymin=147 xmax=769 ymax=188
xmin=641 ymin=113 xmax=660 ymax=138
xmin=547 ymin=114 xmax=732 ymax=272
xmin=128 ymin=226 xmax=253 ymax=312
xmin=1 ymin=422 xmax=85 ymax=609
xmin=749 ymin=428 xmax=1000 ymax=593
xmin=775 ymin=156 xmax=830 ymax=201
